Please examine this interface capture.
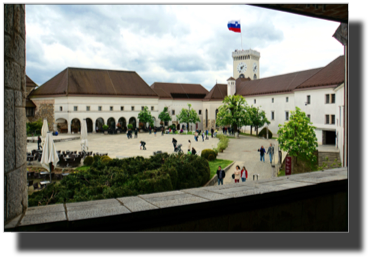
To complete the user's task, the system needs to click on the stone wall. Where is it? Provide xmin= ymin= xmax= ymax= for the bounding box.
xmin=4 ymin=4 xmax=28 ymax=222
xmin=27 ymin=99 xmax=55 ymax=131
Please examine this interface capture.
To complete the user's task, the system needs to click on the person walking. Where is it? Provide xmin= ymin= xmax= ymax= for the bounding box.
xmin=258 ymin=146 xmax=266 ymax=162
xmin=216 ymin=166 xmax=225 ymax=185
xmin=172 ymin=138 xmax=177 ymax=151
xmin=188 ymin=140 xmax=191 ymax=152
xmin=192 ymin=147 xmax=197 ymax=155
xmin=267 ymin=143 xmax=275 ymax=164
xmin=205 ymin=129 xmax=209 ymax=139
xmin=134 ymin=128 xmax=138 ymax=138
xmin=241 ymin=166 xmax=248 ymax=182
xmin=233 ymin=165 xmax=241 ymax=183
xmin=201 ymin=131 xmax=205 ymax=142
xmin=211 ymin=128 xmax=214 ymax=138
xmin=161 ymin=127 xmax=164 ymax=136
xmin=149 ymin=126 xmax=151 ymax=134
xmin=37 ymin=136 xmax=42 ymax=150
xmin=194 ymin=131 xmax=198 ymax=142
xmin=154 ymin=128 xmax=156 ymax=137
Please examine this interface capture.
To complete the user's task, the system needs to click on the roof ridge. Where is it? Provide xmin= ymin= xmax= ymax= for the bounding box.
xmin=67 ymin=67 xmax=136 ymax=73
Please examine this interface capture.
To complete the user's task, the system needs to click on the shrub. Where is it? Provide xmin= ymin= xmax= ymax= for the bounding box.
xmin=93 ymin=155 xmax=101 ymax=163
xmin=201 ymin=149 xmax=217 ymax=160
xmin=103 ymin=125 xmax=109 ymax=130
xmin=208 ymin=154 xmax=216 ymax=161
xmin=127 ymin=124 xmax=133 ymax=129
xmin=83 ymin=156 xmax=94 ymax=166
xmin=258 ymin=128 xmax=273 ymax=139
xmin=26 ymin=119 xmax=43 ymax=135
xmin=101 ymin=155 xmax=112 ymax=164
xmin=216 ymin=134 xmax=229 ymax=151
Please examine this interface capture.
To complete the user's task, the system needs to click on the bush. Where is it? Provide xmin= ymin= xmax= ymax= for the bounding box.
xmin=128 ymin=124 xmax=133 ymax=129
xmin=101 ymin=155 xmax=112 ymax=164
xmin=26 ymin=119 xmax=43 ymax=136
xmin=103 ymin=125 xmax=109 ymax=130
xmin=208 ymin=154 xmax=216 ymax=161
xmin=93 ymin=155 xmax=101 ymax=163
xmin=216 ymin=134 xmax=229 ymax=151
xmin=83 ymin=156 xmax=94 ymax=166
xmin=258 ymin=128 xmax=273 ymax=139
xmin=201 ymin=149 xmax=217 ymax=160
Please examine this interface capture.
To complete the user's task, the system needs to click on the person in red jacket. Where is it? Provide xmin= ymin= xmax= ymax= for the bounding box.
xmin=241 ymin=166 xmax=248 ymax=182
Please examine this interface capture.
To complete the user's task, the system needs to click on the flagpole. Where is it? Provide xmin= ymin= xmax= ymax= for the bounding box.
xmin=240 ymin=19 xmax=243 ymax=50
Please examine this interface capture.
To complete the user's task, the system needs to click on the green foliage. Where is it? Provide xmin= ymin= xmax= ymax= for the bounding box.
xmin=26 ymin=119 xmax=43 ymax=136
xmin=216 ymin=134 xmax=229 ymax=151
xmin=102 ymin=124 xmax=109 ymax=130
xmin=208 ymin=154 xmax=216 ymax=161
xmin=127 ymin=124 xmax=133 ymax=129
xmin=93 ymin=155 xmax=101 ymax=163
xmin=158 ymin=107 xmax=172 ymax=125
xmin=258 ymin=128 xmax=273 ymax=139
xmin=28 ymin=153 xmax=210 ymax=206
xmin=201 ymin=149 xmax=217 ymax=160
xmin=278 ymin=107 xmax=318 ymax=163
xmin=246 ymin=106 xmax=270 ymax=135
xmin=138 ymin=106 xmax=154 ymax=127
xmin=176 ymin=103 xmax=201 ymax=129
xmin=101 ymin=155 xmax=112 ymax=164
xmin=168 ymin=124 xmax=176 ymax=130
xmin=83 ymin=156 xmax=94 ymax=166
xmin=215 ymin=95 xmax=250 ymax=131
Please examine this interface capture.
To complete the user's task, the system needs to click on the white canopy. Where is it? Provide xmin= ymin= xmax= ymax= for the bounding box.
xmin=41 ymin=118 xmax=49 ymax=148
xmin=40 ymin=132 xmax=59 ymax=171
xmin=81 ymin=118 xmax=88 ymax=151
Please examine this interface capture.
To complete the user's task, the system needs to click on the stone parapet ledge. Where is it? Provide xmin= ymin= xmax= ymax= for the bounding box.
xmin=5 ymin=167 xmax=347 ymax=231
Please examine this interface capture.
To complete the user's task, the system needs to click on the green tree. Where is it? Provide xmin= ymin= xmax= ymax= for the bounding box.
xmin=215 ymin=95 xmax=250 ymax=136
xmin=176 ymin=103 xmax=201 ymax=131
xmin=26 ymin=119 xmax=43 ymax=136
xmin=247 ymin=106 xmax=270 ymax=136
xmin=277 ymin=107 xmax=318 ymax=165
xmin=138 ymin=106 xmax=154 ymax=128
xmin=158 ymin=106 xmax=172 ymax=127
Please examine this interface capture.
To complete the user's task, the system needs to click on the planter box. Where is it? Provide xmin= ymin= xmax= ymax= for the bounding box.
xmin=104 ymin=131 xmax=108 ymax=134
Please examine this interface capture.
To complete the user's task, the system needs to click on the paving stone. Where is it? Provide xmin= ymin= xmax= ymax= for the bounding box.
xmin=67 ymin=206 xmax=130 ymax=221
xmin=149 ymin=196 xmax=208 ymax=208
xmin=117 ymin=196 xmax=158 ymax=212
xmin=26 ymin=204 xmax=65 ymax=215
xmin=19 ymin=211 xmax=67 ymax=226
xmin=181 ymin=188 xmax=230 ymax=201
xmin=275 ymin=182 xmax=315 ymax=189
xmin=138 ymin=190 xmax=185 ymax=199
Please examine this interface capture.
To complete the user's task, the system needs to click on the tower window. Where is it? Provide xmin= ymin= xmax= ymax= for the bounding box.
xmin=271 ymin=111 xmax=275 ymax=120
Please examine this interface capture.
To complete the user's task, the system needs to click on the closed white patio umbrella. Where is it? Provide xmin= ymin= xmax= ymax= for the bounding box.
xmin=81 ymin=118 xmax=88 ymax=151
xmin=41 ymin=118 xmax=49 ymax=149
xmin=40 ymin=132 xmax=59 ymax=184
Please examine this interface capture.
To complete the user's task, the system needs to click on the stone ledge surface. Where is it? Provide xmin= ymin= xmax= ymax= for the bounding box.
xmin=5 ymin=167 xmax=347 ymax=230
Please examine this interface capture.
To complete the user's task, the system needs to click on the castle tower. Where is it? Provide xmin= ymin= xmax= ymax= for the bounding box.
xmin=232 ymin=49 xmax=260 ymax=80
xmin=227 ymin=77 xmax=236 ymax=96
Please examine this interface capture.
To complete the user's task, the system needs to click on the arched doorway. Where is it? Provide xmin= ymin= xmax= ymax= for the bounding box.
xmin=86 ymin=118 xmax=93 ymax=133
xmin=56 ymin=118 xmax=68 ymax=133
xmin=129 ymin=117 xmax=137 ymax=129
xmin=117 ymin=117 xmax=127 ymax=131
xmin=96 ymin=118 xmax=104 ymax=132
xmin=107 ymin=117 xmax=116 ymax=129
xmin=71 ymin=118 xmax=81 ymax=133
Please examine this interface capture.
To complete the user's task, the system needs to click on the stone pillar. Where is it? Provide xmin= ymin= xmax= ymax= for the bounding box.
xmin=68 ymin=122 xmax=71 ymax=134
xmin=4 ymin=4 xmax=27 ymax=223
xmin=93 ymin=121 xmax=96 ymax=133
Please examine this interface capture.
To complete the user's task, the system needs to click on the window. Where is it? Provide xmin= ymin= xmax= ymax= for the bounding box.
xmin=331 ymin=115 xmax=336 ymax=125
xmin=271 ymin=111 xmax=275 ymax=120
xmin=272 ymin=98 xmax=274 ymax=103
xmin=131 ymin=106 xmax=135 ymax=111
xmin=141 ymin=106 xmax=144 ymax=110
xmin=285 ymin=111 xmax=289 ymax=121
xmin=331 ymin=94 xmax=336 ymax=103
xmin=254 ymin=99 xmax=256 ymax=104
xmin=325 ymin=115 xmax=330 ymax=124
xmin=326 ymin=94 xmax=335 ymax=104
xmin=164 ymin=121 xmax=168 ymax=126
xmin=286 ymin=97 xmax=288 ymax=103
xmin=110 ymin=106 xmax=113 ymax=111
xmin=325 ymin=94 xmax=330 ymax=104
xmin=307 ymin=95 xmax=311 ymax=104
xmin=26 ymin=108 xmax=35 ymax=117
xmin=86 ymin=106 xmax=90 ymax=111
xmin=151 ymin=106 xmax=154 ymax=111
xmin=98 ymin=106 xmax=102 ymax=111
xmin=172 ymin=110 xmax=175 ymax=115
xmin=307 ymin=114 xmax=311 ymax=121
xmin=74 ymin=106 xmax=78 ymax=111
xmin=121 ymin=106 xmax=124 ymax=111
xmin=60 ymin=106 xmax=63 ymax=111
xmin=199 ymin=110 xmax=202 ymax=115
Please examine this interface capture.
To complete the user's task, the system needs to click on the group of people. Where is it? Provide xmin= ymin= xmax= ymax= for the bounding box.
xmin=126 ymin=128 xmax=139 ymax=139
xmin=257 ymin=143 xmax=275 ymax=164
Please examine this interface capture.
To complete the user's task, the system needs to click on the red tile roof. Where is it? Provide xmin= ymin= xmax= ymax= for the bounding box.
xmin=29 ymin=68 xmax=158 ymax=97
xmin=150 ymin=82 xmax=209 ymax=99
xmin=295 ymin=55 xmax=345 ymax=89
xmin=204 ymin=84 xmax=227 ymax=101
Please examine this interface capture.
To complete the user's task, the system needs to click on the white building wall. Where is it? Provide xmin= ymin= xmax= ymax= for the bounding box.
xmin=334 ymin=84 xmax=344 ymax=163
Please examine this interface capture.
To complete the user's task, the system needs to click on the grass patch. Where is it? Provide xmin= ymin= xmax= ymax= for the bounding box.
xmin=75 ymin=165 xmax=91 ymax=171
xmin=208 ymin=159 xmax=234 ymax=180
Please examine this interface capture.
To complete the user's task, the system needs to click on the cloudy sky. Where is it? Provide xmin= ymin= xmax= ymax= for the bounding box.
xmin=25 ymin=4 xmax=343 ymax=90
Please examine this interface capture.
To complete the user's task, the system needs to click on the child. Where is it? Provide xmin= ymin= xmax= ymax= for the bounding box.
xmin=140 ymin=141 xmax=146 ymax=150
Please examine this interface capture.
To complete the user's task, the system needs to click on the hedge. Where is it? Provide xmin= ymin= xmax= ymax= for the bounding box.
xmin=201 ymin=149 xmax=217 ymax=161
xmin=83 ymin=156 xmax=94 ymax=166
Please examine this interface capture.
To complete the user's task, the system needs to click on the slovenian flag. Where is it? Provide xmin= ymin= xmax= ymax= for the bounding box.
xmin=228 ymin=20 xmax=241 ymax=33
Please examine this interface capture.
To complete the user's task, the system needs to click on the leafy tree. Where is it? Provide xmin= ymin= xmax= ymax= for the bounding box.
xmin=138 ymin=106 xmax=154 ymax=128
xmin=26 ymin=119 xmax=43 ymax=136
xmin=215 ymin=95 xmax=250 ymax=135
xmin=277 ymin=107 xmax=318 ymax=165
xmin=158 ymin=106 xmax=172 ymax=126
xmin=176 ymin=103 xmax=201 ymax=130
xmin=247 ymin=106 xmax=270 ymax=136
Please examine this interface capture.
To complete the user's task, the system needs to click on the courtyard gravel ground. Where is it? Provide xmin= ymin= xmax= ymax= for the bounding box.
xmin=27 ymin=133 xmax=279 ymax=183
